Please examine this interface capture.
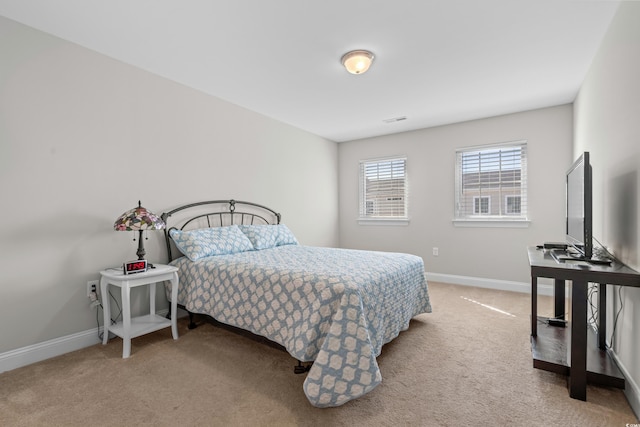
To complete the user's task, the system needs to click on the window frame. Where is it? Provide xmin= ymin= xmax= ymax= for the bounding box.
xmin=453 ymin=140 xmax=530 ymax=228
xmin=358 ymin=156 xmax=409 ymax=225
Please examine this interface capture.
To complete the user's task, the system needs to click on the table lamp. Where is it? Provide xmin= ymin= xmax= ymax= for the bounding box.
xmin=114 ymin=201 xmax=165 ymax=271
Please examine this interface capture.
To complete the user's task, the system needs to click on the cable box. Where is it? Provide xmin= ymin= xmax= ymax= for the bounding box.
xmin=548 ymin=318 xmax=567 ymax=327
xmin=543 ymin=242 xmax=568 ymax=250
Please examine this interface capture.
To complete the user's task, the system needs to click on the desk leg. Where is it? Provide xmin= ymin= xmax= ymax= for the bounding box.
xmin=598 ymin=283 xmax=607 ymax=350
xmin=554 ymin=279 xmax=565 ymax=320
xmin=170 ymin=273 xmax=179 ymax=340
xmin=121 ymin=282 xmax=132 ymax=358
xmin=531 ymin=276 xmax=538 ymax=337
xmin=569 ymin=279 xmax=588 ymax=401
xmin=100 ymin=278 xmax=110 ymax=345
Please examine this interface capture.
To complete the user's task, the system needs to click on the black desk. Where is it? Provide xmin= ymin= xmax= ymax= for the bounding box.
xmin=528 ymin=246 xmax=640 ymax=400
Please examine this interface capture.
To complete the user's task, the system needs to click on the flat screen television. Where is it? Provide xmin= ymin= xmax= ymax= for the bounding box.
xmin=566 ymin=152 xmax=593 ymax=259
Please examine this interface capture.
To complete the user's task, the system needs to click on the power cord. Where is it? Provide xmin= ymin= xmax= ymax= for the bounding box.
xmin=591 ymin=237 xmax=627 ymax=349
xmin=108 ymin=288 xmax=122 ymax=324
xmin=94 ymin=288 xmax=123 ymax=341
xmin=608 ymin=285 xmax=624 ymax=350
xmin=538 ymin=284 xmax=597 ymax=330
xmin=587 ymin=284 xmax=599 ymax=330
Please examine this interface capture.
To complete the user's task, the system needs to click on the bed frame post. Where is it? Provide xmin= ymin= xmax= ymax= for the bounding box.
xmin=187 ymin=312 xmax=197 ymax=329
xmin=294 ymin=361 xmax=312 ymax=374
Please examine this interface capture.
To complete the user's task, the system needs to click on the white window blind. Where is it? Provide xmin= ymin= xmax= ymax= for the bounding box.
xmin=455 ymin=141 xmax=527 ymax=221
xmin=359 ymin=157 xmax=407 ymax=219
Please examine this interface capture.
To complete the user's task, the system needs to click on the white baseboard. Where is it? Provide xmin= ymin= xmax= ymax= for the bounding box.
xmin=612 ymin=350 xmax=640 ymax=419
xmin=425 ymin=272 xmax=556 ymax=296
xmin=0 ymin=308 xmax=174 ymax=374
xmin=0 ymin=327 xmax=103 ymax=374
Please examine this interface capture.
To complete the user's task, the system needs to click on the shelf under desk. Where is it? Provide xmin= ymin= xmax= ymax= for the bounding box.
xmin=531 ymin=316 xmax=624 ymax=389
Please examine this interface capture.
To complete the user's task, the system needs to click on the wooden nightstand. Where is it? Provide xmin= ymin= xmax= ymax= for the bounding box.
xmin=100 ymin=264 xmax=179 ymax=358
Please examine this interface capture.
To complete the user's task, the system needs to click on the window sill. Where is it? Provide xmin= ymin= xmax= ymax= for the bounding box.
xmin=358 ymin=217 xmax=410 ymax=226
xmin=452 ymin=218 xmax=530 ymax=228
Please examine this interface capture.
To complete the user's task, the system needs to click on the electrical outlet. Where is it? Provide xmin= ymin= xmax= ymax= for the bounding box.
xmin=87 ymin=280 xmax=99 ymax=297
xmin=432 ymin=247 xmax=439 ymax=256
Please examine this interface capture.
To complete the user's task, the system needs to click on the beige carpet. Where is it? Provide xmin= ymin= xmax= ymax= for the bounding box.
xmin=0 ymin=282 xmax=636 ymax=426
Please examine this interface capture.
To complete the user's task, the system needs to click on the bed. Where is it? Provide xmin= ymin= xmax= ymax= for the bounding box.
xmin=161 ymin=200 xmax=432 ymax=407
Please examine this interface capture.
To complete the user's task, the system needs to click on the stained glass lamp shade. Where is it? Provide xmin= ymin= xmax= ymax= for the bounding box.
xmin=114 ymin=201 xmax=166 ymax=260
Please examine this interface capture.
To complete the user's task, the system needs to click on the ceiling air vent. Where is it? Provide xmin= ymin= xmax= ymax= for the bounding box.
xmin=382 ymin=116 xmax=407 ymax=124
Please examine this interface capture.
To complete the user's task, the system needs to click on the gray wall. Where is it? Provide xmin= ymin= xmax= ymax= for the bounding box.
xmin=574 ymin=1 xmax=640 ymax=413
xmin=0 ymin=16 xmax=339 ymax=354
xmin=338 ymin=105 xmax=573 ymax=285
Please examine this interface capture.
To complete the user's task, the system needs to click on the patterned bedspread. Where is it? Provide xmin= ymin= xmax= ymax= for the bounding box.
xmin=166 ymin=245 xmax=431 ymax=407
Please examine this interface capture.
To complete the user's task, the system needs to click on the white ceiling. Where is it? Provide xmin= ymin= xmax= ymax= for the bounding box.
xmin=0 ymin=0 xmax=620 ymax=142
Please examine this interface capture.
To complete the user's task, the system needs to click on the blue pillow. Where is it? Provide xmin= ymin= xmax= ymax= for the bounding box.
xmin=275 ymin=224 xmax=299 ymax=246
xmin=238 ymin=224 xmax=299 ymax=250
xmin=169 ymin=225 xmax=254 ymax=261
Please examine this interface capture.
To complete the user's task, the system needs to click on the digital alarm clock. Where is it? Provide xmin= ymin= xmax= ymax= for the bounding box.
xmin=123 ymin=259 xmax=148 ymax=275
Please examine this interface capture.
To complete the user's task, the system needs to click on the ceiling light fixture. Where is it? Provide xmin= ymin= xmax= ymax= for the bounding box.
xmin=341 ymin=50 xmax=374 ymax=75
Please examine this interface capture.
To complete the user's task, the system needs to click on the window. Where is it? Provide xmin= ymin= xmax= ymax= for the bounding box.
xmin=473 ymin=196 xmax=490 ymax=214
xmin=455 ymin=141 xmax=528 ymax=225
xmin=505 ymin=195 xmax=521 ymax=214
xmin=359 ymin=157 xmax=408 ymax=221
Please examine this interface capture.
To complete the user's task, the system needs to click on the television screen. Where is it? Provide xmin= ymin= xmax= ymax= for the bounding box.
xmin=566 ymin=152 xmax=592 ymax=259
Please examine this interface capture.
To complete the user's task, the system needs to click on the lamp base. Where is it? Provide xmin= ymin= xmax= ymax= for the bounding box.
xmin=136 ymin=230 xmax=146 ymax=260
